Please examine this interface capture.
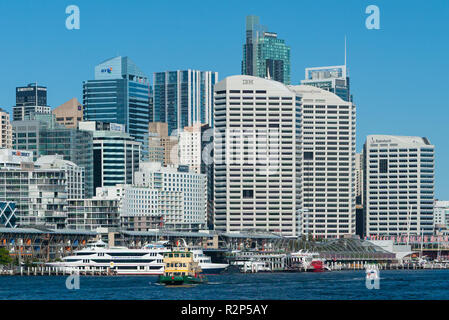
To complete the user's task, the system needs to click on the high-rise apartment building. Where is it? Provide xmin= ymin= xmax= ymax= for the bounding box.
xmin=242 ymin=16 xmax=291 ymax=84
xmin=13 ymin=83 xmax=51 ymax=121
xmin=0 ymin=151 xmax=84 ymax=229
xmin=0 ymin=108 xmax=12 ymax=149
xmin=153 ymin=70 xmax=218 ymax=134
xmin=363 ymin=135 xmax=435 ymax=237
xmin=83 ymin=56 xmax=151 ymax=156
xmin=301 ymin=66 xmax=351 ymax=102
xmin=213 ymin=75 xmax=301 ymax=237
xmin=79 ymin=121 xmax=140 ymax=191
xmin=289 ymin=85 xmax=356 ymax=238
xmin=53 ymin=98 xmax=83 ymax=128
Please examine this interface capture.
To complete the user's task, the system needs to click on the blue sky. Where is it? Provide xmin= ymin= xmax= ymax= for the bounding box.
xmin=0 ymin=0 xmax=448 ymax=198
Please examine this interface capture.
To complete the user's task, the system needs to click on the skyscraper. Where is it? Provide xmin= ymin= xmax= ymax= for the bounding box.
xmin=289 ymin=85 xmax=356 ymax=238
xmin=83 ymin=56 xmax=151 ymax=156
xmin=213 ymin=75 xmax=301 ymax=237
xmin=242 ymin=16 xmax=291 ymax=84
xmin=363 ymin=135 xmax=435 ymax=237
xmin=153 ymin=70 xmax=218 ymax=135
xmin=301 ymin=65 xmax=351 ymax=102
xmin=78 ymin=121 xmax=140 ymax=191
xmin=13 ymin=83 xmax=51 ymax=121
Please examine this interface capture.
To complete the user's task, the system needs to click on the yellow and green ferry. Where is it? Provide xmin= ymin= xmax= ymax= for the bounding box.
xmin=158 ymin=250 xmax=208 ymax=285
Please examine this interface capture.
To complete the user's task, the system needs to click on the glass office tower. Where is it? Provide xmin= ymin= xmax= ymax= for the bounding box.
xmin=153 ymin=70 xmax=218 ymax=135
xmin=242 ymin=15 xmax=291 ymax=84
xmin=83 ymin=56 xmax=151 ymax=157
xmin=301 ymin=65 xmax=352 ymax=102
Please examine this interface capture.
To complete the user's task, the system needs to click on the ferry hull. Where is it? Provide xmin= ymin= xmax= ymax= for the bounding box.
xmin=158 ymin=275 xmax=207 ymax=285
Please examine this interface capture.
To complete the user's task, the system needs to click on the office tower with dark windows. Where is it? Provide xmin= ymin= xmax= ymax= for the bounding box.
xmin=13 ymin=83 xmax=51 ymax=121
xmin=301 ymin=66 xmax=352 ymax=102
xmin=78 ymin=121 xmax=140 ymax=192
xmin=213 ymin=75 xmax=301 ymax=237
xmin=289 ymin=85 xmax=356 ymax=238
xmin=153 ymin=70 xmax=218 ymax=135
xmin=242 ymin=15 xmax=291 ymax=84
xmin=363 ymin=135 xmax=435 ymax=237
xmin=83 ymin=56 xmax=151 ymax=158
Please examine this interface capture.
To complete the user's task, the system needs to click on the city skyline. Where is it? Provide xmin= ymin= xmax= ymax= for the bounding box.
xmin=0 ymin=0 xmax=447 ymax=199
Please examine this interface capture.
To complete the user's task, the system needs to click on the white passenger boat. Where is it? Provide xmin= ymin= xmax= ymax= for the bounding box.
xmin=191 ymin=249 xmax=229 ymax=274
xmin=47 ymin=240 xmax=169 ymax=275
xmin=47 ymin=240 xmax=229 ymax=275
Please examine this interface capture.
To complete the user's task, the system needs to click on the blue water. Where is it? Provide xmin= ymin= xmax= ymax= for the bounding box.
xmin=1 ymin=270 xmax=449 ymax=300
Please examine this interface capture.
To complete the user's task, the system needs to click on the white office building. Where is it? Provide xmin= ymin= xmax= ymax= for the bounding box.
xmin=121 ymin=162 xmax=207 ymax=231
xmin=213 ymin=75 xmax=301 ymax=237
xmin=178 ymin=123 xmax=203 ymax=174
xmin=363 ymin=135 xmax=435 ymax=236
xmin=289 ymin=85 xmax=356 ymax=238
xmin=434 ymin=200 xmax=449 ymax=229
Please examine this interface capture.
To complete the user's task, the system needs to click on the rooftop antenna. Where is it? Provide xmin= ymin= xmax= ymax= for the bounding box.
xmin=344 ymin=36 xmax=349 ymax=76
xmin=266 ymin=66 xmax=271 ymax=80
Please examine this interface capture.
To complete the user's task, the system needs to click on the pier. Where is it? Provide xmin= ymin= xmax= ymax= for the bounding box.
xmin=0 ymin=266 xmax=114 ymax=276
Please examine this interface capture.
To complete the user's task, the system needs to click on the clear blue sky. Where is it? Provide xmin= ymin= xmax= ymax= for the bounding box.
xmin=0 ymin=0 xmax=448 ymax=198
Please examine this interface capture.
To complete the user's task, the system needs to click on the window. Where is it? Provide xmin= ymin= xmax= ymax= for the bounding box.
xmin=379 ymin=159 xmax=388 ymax=173
xmin=243 ymin=189 xmax=254 ymax=199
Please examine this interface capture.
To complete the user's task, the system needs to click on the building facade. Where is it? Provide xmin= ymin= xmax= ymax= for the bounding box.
xmin=301 ymin=65 xmax=351 ymax=102
xmin=242 ymin=16 xmax=291 ymax=84
xmin=0 ymin=151 xmax=84 ymax=229
xmin=153 ymin=70 xmax=218 ymax=134
xmin=0 ymin=202 xmax=16 ymax=228
xmin=0 ymin=108 xmax=12 ymax=148
xmin=53 ymin=98 xmax=84 ymax=128
xmin=12 ymin=113 xmax=94 ymax=197
xmin=13 ymin=83 xmax=51 ymax=121
xmin=363 ymin=135 xmax=435 ymax=237
xmin=83 ymin=56 xmax=151 ymax=156
xmin=79 ymin=121 xmax=140 ymax=191
xmin=434 ymin=201 xmax=449 ymax=230
xmin=288 ymin=85 xmax=356 ymax=238
xmin=121 ymin=162 xmax=207 ymax=232
xmin=213 ymin=75 xmax=301 ymax=237
xmin=148 ymin=122 xmax=178 ymax=166
xmin=67 ymin=197 xmax=120 ymax=231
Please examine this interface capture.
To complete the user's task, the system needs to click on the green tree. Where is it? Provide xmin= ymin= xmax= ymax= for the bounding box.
xmin=0 ymin=248 xmax=12 ymax=266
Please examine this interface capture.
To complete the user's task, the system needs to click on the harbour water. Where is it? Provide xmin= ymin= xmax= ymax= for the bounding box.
xmin=1 ymin=269 xmax=449 ymax=300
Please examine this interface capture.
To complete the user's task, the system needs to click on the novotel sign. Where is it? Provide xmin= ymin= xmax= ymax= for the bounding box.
xmin=11 ymin=151 xmax=30 ymax=157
